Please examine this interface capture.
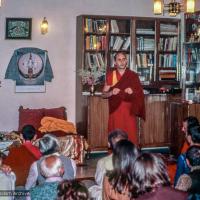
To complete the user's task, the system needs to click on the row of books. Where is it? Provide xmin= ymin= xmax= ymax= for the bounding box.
xmin=85 ymin=35 xmax=107 ymax=50
xmin=136 ymin=28 xmax=155 ymax=35
xmin=136 ymin=53 xmax=154 ymax=68
xmin=159 ymin=37 xmax=177 ymax=51
xmin=85 ymin=52 xmax=105 ymax=68
xmin=187 ymin=47 xmax=200 ymax=64
xmin=159 ymin=70 xmax=176 ymax=81
xmin=110 ymin=36 xmax=130 ymax=51
xmin=110 ymin=20 xmax=119 ymax=33
xmin=159 ymin=54 xmax=177 ymax=68
xmin=137 ymin=68 xmax=152 ymax=83
xmin=137 ymin=37 xmax=155 ymax=51
xmin=85 ymin=18 xmax=107 ymax=33
xmin=160 ymin=23 xmax=177 ymax=34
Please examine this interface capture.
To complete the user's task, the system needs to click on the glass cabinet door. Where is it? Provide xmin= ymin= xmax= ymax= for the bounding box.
xmin=183 ymin=42 xmax=200 ymax=101
xmin=135 ymin=19 xmax=155 ymax=85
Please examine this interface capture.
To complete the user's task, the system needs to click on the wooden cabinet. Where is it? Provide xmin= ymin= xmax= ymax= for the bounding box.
xmin=87 ymin=96 xmax=108 ymax=150
xmin=87 ymin=95 xmax=173 ymax=150
xmin=76 ymin=15 xmax=181 ymax=151
xmin=76 ymin=15 xmax=181 ymax=92
xmin=185 ymin=11 xmax=200 ymax=43
xmin=82 ymin=95 xmax=200 ymax=152
xmin=139 ymin=95 xmax=170 ymax=147
xmin=182 ymin=42 xmax=200 ymax=102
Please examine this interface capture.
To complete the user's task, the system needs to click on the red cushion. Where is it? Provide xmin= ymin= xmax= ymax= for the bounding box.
xmin=44 ymin=107 xmax=66 ymax=120
xmin=18 ymin=107 xmax=44 ymax=132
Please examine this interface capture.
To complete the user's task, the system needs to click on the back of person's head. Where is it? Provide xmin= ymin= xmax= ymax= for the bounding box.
xmin=39 ymin=134 xmax=60 ymax=156
xmin=132 ymin=152 xmax=170 ymax=197
xmin=186 ymin=145 xmax=200 ymax=167
xmin=184 ymin=116 xmax=199 ymax=133
xmin=40 ymin=155 xmax=64 ymax=178
xmin=184 ymin=116 xmax=199 ymax=127
xmin=188 ymin=125 xmax=200 ymax=144
xmin=108 ymin=140 xmax=139 ymax=198
xmin=21 ymin=125 xmax=36 ymax=141
xmin=57 ymin=179 xmax=89 ymax=200
xmin=113 ymin=139 xmax=139 ymax=172
xmin=108 ymin=129 xmax=128 ymax=150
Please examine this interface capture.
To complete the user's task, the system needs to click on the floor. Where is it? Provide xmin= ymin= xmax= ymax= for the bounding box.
xmin=76 ymin=152 xmax=108 ymax=180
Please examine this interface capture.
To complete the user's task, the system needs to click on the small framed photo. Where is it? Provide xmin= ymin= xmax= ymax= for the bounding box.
xmin=5 ymin=18 xmax=32 ymax=39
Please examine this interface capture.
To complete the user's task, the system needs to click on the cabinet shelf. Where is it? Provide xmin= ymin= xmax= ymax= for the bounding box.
xmin=136 ymin=50 xmax=154 ymax=53
xmin=159 ymin=51 xmax=177 ymax=54
xmin=110 ymin=32 xmax=130 ymax=36
xmin=85 ymin=32 xmax=106 ymax=36
xmin=85 ymin=50 xmax=106 ymax=53
xmin=136 ymin=32 xmax=155 ymax=36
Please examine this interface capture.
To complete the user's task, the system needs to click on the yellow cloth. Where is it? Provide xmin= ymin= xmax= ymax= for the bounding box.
xmin=112 ymin=70 xmax=118 ymax=86
xmin=39 ymin=116 xmax=77 ymax=134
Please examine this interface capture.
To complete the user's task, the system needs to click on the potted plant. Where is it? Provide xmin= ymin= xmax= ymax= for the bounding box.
xmin=78 ymin=65 xmax=106 ymax=95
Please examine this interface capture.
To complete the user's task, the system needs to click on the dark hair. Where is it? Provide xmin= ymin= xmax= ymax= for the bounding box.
xmin=108 ymin=140 xmax=139 ymax=198
xmin=57 ymin=179 xmax=89 ymax=200
xmin=108 ymin=129 xmax=128 ymax=150
xmin=132 ymin=153 xmax=170 ymax=198
xmin=22 ymin=125 xmax=36 ymax=141
xmin=183 ymin=116 xmax=199 ymax=133
xmin=114 ymin=52 xmax=127 ymax=61
xmin=188 ymin=126 xmax=200 ymax=144
xmin=186 ymin=145 xmax=200 ymax=167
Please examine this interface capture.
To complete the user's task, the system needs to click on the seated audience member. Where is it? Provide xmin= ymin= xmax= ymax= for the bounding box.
xmin=0 ymin=155 xmax=16 ymax=200
xmin=89 ymin=129 xmax=128 ymax=200
xmin=3 ymin=125 xmax=42 ymax=186
xmin=30 ymin=155 xmax=64 ymax=200
xmin=174 ymin=125 xmax=200 ymax=186
xmin=167 ymin=116 xmax=199 ymax=184
xmin=176 ymin=145 xmax=200 ymax=199
xmin=133 ymin=153 xmax=187 ymax=200
xmin=181 ymin=116 xmax=199 ymax=153
xmin=57 ymin=179 xmax=89 ymax=200
xmin=20 ymin=124 xmax=42 ymax=159
xmin=103 ymin=139 xmax=140 ymax=200
xmin=25 ymin=134 xmax=76 ymax=190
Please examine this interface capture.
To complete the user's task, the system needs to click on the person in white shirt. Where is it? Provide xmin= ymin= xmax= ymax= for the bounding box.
xmin=0 ymin=154 xmax=16 ymax=200
xmin=25 ymin=134 xmax=76 ymax=190
xmin=89 ymin=129 xmax=128 ymax=200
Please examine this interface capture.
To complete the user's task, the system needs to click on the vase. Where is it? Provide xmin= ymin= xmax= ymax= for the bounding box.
xmin=90 ymin=84 xmax=95 ymax=96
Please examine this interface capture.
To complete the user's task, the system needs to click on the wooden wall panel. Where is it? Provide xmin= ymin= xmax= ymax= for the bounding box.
xmin=87 ymin=96 xmax=109 ymax=150
xmin=139 ymin=95 xmax=169 ymax=147
xmin=168 ymin=102 xmax=188 ymax=156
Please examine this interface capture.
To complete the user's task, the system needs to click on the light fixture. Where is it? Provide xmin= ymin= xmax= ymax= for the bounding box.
xmin=41 ymin=17 xmax=48 ymax=34
xmin=153 ymin=0 xmax=195 ymax=16
xmin=0 ymin=0 xmax=2 ymax=7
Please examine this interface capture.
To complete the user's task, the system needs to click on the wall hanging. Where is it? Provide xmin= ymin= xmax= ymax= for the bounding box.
xmin=5 ymin=47 xmax=53 ymax=92
xmin=5 ymin=18 xmax=32 ymax=39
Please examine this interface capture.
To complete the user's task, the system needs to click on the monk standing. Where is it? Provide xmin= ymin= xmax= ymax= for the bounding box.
xmin=102 ymin=52 xmax=145 ymax=144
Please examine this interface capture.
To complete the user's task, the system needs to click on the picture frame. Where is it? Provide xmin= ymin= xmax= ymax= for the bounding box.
xmin=5 ymin=18 xmax=32 ymax=39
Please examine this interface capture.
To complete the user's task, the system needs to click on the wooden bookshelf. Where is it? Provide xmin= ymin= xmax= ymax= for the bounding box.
xmin=76 ymin=15 xmax=181 ymax=149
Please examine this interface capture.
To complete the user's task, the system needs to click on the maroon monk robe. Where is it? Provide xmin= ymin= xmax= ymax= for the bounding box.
xmin=106 ymin=68 xmax=145 ymax=144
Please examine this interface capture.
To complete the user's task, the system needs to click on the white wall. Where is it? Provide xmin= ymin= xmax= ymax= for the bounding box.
xmin=0 ymin=0 xmax=180 ymax=131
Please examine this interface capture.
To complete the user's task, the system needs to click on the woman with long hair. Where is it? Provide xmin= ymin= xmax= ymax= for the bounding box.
xmin=133 ymin=153 xmax=187 ymax=200
xmin=103 ymin=139 xmax=139 ymax=200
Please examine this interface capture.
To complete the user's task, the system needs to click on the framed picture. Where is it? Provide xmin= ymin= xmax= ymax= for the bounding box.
xmin=5 ymin=18 xmax=32 ymax=39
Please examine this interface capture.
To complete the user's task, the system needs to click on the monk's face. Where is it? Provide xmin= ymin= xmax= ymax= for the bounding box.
xmin=115 ymin=53 xmax=127 ymax=70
